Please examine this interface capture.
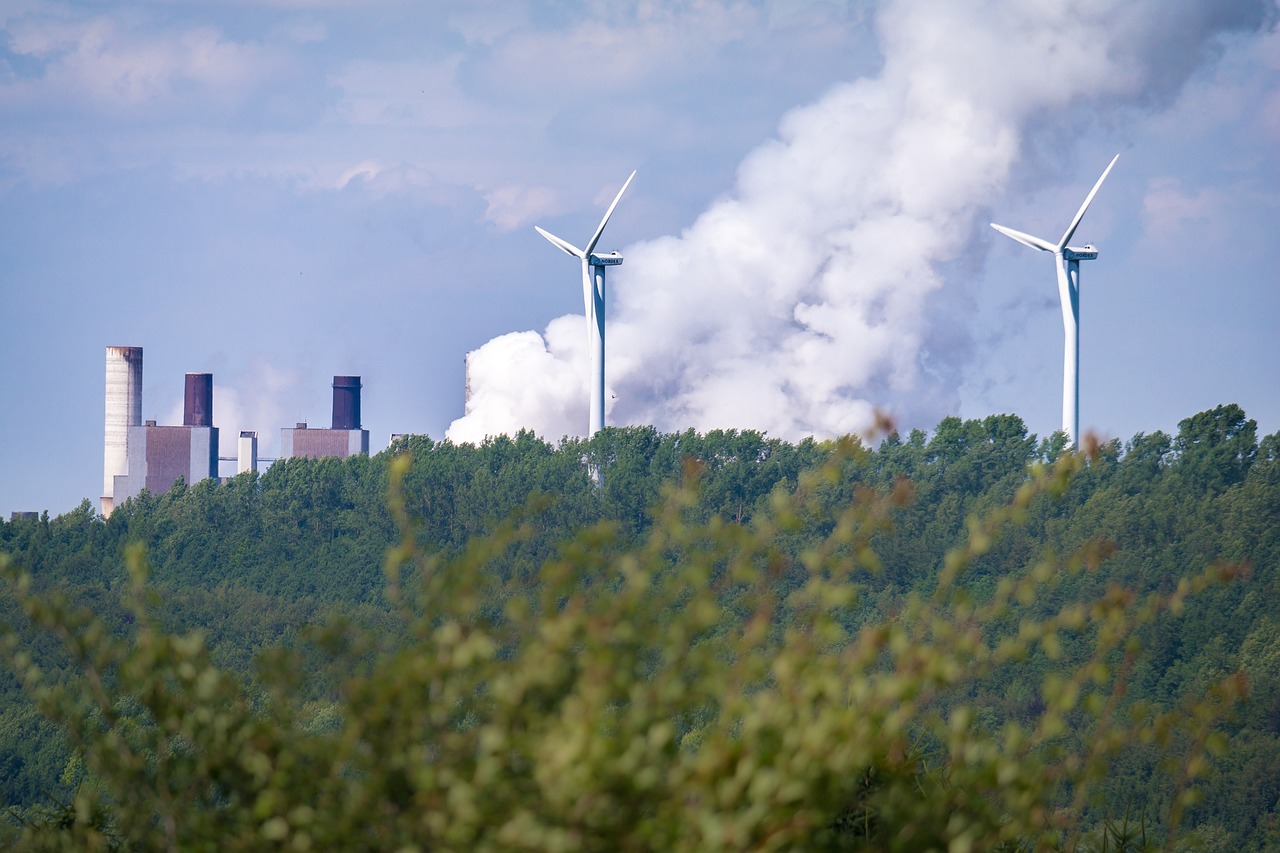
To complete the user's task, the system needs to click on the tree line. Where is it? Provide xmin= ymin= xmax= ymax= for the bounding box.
xmin=0 ymin=404 xmax=1277 ymax=849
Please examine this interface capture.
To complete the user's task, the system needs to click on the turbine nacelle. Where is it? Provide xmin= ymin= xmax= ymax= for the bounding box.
xmin=532 ymin=237 xmax=624 ymax=266
xmin=1062 ymin=245 xmax=1098 ymax=261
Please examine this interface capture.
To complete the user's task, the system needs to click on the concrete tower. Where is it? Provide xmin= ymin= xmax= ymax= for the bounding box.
xmin=103 ymin=346 xmax=143 ymax=517
xmin=238 ymin=431 xmax=259 ymax=475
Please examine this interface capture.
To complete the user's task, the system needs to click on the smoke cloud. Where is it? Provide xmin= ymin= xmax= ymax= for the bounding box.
xmin=447 ymin=0 xmax=1270 ymax=445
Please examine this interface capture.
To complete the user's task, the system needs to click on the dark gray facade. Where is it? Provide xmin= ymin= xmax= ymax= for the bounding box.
xmin=114 ymin=423 xmax=218 ymax=502
xmin=280 ymin=424 xmax=369 ymax=460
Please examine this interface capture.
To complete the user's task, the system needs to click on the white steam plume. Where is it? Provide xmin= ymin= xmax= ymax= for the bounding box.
xmin=448 ymin=0 xmax=1269 ymax=444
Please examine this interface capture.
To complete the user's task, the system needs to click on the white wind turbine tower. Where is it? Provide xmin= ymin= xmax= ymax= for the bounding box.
xmin=535 ymin=170 xmax=636 ymax=438
xmin=991 ymin=154 xmax=1119 ymax=447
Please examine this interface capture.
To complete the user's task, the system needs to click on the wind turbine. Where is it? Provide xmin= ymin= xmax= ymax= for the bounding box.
xmin=991 ymin=154 xmax=1119 ymax=447
xmin=535 ymin=170 xmax=636 ymax=438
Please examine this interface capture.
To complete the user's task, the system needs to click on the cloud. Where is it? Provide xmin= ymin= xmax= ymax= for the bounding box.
xmin=482 ymin=183 xmax=562 ymax=230
xmin=331 ymin=55 xmax=488 ymax=130
xmin=336 ymin=160 xmax=383 ymax=188
xmin=272 ymin=17 xmax=327 ymax=45
xmin=0 ymin=5 xmax=341 ymax=189
xmin=1140 ymin=176 xmax=1230 ymax=249
xmin=0 ymin=1 xmax=874 ymax=206
xmin=449 ymin=0 xmax=1271 ymax=445
xmin=1 ymin=14 xmax=280 ymax=118
xmin=447 ymin=324 xmax=587 ymax=443
xmin=468 ymin=4 xmax=761 ymax=101
xmin=455 ymin=0 xmax=871 ymax=129
xmin=214 ymin=362 xmax=304 ymax=459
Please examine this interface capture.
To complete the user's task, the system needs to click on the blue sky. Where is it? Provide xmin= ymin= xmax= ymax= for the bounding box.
xmin=2 ymin=0 xmax=1277 ymax=518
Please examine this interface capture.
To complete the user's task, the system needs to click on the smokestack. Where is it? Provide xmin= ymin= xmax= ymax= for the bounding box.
xmin=103 ymin=346 xmax=143 ymax=515
xmin=184 ymin=373 xmax=213 ymax=427
xmin=332 ymin=376 xmax=361 ymax=430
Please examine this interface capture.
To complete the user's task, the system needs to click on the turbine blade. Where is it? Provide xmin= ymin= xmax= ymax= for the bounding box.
xmin=1058 ymin=153 xmax=1119 ymax=251
xmin=584 ymin=170 xmax=636 ymax=257
xmin=535 ymin=226 xmax=585 ymax=259
xmin=991 ymin=223 xmax=1056 ymax=253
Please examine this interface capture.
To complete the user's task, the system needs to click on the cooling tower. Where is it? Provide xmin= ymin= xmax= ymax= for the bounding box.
xmin=103 ymin=346 xmax=143 ymax=515
xmin=184 ymin=373 xmax=213 ymax=427
xmin=331 ymin=376 xmax=362 ymax=430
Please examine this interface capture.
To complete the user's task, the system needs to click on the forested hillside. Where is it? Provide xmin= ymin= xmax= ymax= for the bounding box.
xmin=1 ymin=404 xmax=1277 ymax=849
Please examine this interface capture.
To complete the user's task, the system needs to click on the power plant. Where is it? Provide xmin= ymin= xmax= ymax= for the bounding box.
xmin=101 ymin=348 xmax=371 ymax=517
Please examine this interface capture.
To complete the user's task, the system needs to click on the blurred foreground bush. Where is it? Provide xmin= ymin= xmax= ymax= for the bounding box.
xmin=1 ymin=443 xmax=1244 ymax=851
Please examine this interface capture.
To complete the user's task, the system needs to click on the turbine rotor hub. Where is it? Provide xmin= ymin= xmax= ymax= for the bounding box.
xmin=1062 ymin=246 xmax=1099 ymax=261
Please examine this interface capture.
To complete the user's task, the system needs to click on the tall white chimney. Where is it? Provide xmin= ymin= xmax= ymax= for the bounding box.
xmin=103 ymin=346 xmax=142 ymax=516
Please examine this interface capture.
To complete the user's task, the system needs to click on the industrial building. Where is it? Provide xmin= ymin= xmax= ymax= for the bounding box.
xmin=102 ymin=349 xmax=371 ymax=515
xmin=107 ymin=368 xmax=220 ymax=515
xmin=102 ymin=347 xmax=219 ymax=516
xmin=280 ymin=376 xmax=370 ymax=460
